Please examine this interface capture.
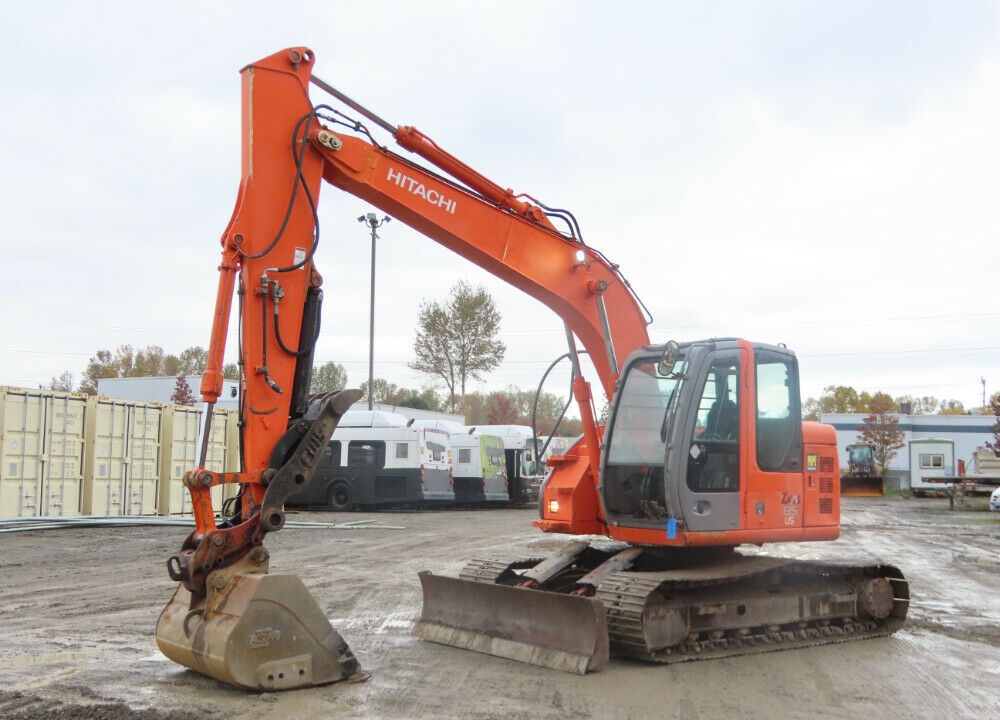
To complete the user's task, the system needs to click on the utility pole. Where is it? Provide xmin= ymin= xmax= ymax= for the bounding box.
xmin=358 ymin=213 xmax=391 ymax=411
xmin=982 ymin=377 xmax=987 ymax=410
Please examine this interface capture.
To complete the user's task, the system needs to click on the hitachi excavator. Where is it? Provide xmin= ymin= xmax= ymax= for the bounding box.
xmin=155 ymin=48 xmax=909 ymax=690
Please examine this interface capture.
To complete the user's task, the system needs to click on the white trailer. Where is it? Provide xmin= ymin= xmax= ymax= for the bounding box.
xmin=909 ymin=438 xmax=955 ymax=495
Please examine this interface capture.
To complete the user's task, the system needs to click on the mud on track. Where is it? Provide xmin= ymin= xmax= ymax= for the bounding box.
xmin=1 ymin=497 xmax=998 ymax=720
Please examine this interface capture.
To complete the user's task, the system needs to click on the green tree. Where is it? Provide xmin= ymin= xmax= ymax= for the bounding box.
xmin=409 ymin=281 xmax=506 ymax=412
xmin=79 ymin=344 xmax=224 ymax=395
xmin=397 ymin=388 xmax=442 ymax=411
xmin=938 ymin=399 xmax=967 ymax=415
xmin=857 ymin=392 xmax=905 ymax=480
xmin=399 ymin=394 xmax=431 ymax=410
xmin=80 ymin=347 xmax=125 ymax=394
xmin=175 ymin=346 xmax=209 ymax=375
xmin=309 ymin=361 xmax=348 ymax=394
xmin=803 ymin=385 xmax=863 ymax=420
xmin=361 ymin=378 xmax=399 ymax=405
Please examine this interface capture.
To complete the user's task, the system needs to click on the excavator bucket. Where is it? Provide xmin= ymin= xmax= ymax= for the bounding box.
xmin=841 ymin=476 xmax=885 ymax=497
xmin=156 ymin=571 xmax=365 ymax=690
xmin=156 ymin=390 xmax=367 ymax=691
xmin=413 ymin=571 xmax=609 ymax=675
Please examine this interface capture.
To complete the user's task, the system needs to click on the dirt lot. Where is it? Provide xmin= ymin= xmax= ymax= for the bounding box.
xmin=1 ymin=497 xmax=998 ymax=720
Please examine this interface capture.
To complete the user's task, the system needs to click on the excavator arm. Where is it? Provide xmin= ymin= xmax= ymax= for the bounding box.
xmin=204 ymin=47 xmax=651 ymax=537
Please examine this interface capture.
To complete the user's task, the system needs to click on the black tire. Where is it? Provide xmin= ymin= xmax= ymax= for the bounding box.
xmin=326 ymin=480 xmax=355 ymax=512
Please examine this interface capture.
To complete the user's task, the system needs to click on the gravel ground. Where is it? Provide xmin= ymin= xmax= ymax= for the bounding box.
xmin=1 ymin=497 xmax=998 ymax=719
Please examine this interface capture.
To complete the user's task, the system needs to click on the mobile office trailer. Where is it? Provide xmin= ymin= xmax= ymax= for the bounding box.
xmin=412 ymin=420 xmax=508 ymax=503
xmin=909 ymin=438 xmax=955 ymax=495
xmin=287 ymin=410 xmax=453 ymax=510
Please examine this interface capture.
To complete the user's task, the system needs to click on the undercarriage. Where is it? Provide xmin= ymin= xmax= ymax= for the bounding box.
xmin=415 ymin=542 xmax=909 ymax=672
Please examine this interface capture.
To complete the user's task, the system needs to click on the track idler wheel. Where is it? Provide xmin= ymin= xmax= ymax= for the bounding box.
xmin=857 ymin=576 xmax=895 ymax=620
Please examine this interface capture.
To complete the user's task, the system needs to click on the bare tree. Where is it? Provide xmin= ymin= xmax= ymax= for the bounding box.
xmin=409 ymin=281 xmax=505 ymax=412
xmin=40 ymin=371 xmax=75 ymax=393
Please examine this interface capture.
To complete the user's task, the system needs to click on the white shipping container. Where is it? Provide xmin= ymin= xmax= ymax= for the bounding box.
xmin=83 ymin=398 xmax=164 ymax=516
xmin=0 ymin=387 xmax=86 ymax=518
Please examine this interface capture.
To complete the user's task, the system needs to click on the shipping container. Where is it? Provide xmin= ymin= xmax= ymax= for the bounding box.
xmin=0 ymin=387 xmax=87 ymax=518
xmin=83 ymin=398 xmax=164 ymax=516
xmin=211 ymin=409 xmax=241 ymax=512
xmin=157 ymin=406 xmax=239 ymax=516
xmin=158 ymin=404 xmax=200 ymax=515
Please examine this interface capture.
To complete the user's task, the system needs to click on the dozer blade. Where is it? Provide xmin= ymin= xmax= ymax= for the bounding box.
xmin=156 ymin=572 xmax=365 ymax=690
xmin=413 ymin=571 xmax=609 ymax=675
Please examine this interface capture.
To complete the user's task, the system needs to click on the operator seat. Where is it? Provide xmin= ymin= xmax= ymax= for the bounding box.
xmin=704 ymin=396 xmax=738 ymax=440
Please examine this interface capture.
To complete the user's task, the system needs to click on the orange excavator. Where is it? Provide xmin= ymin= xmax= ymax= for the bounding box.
xmin=156 ymin=48 xmax=909 ymax=689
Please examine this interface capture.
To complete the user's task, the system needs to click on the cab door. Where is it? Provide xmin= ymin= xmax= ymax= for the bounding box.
xmin=743 ymin=348 xmax=805 ymax=532
xmin=673 ymin=347 xmax=744 ymax=532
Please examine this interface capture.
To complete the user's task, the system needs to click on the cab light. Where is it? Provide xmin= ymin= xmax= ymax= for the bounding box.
xmin=548 ymin=499 xmax=560 ymax=514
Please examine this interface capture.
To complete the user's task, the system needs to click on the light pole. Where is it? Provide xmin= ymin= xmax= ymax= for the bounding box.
xmin=358 ymin=212 xmax=390 ymax=410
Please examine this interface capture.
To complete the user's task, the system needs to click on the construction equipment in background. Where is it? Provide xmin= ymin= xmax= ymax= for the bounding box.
xmin=155 ymin=48 xmax=908 ymax=690
xmin=841 ymin=443 xmax=885 ymax=496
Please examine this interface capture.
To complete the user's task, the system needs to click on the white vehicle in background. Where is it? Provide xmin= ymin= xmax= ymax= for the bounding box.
xmin=412 ymin=420 xmax=508 ymax=503
xmin=990 ymin=486 xmax=1000 ymax=512
xmin=472 ymin=425 xmax=561 ymax=504
xmin=287 ymin=410 xmax=452 ymax=510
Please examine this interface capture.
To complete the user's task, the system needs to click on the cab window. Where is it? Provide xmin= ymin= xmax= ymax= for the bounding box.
xmin=686 ymin=358 xmax=740 ymax=492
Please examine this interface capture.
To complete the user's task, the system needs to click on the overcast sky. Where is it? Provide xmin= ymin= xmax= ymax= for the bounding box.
xmin=2 ymin=2 xmax=999 ymax=412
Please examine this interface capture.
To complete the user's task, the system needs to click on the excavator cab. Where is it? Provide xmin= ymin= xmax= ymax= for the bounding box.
xmin=600 ymin=339 xmax=803 ymax=535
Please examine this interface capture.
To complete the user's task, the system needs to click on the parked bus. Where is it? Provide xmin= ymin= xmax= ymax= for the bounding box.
xmin=412 ymin=420 xmax=508 ymax=503
xmin=469 ymin=425 xmax=551 ymax=504
xmin=287 ymin=410 xmax=452 ymax=510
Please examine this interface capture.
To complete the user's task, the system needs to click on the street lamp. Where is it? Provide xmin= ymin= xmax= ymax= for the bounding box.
xmin=358 ymin=212 xmax=391 ymax=410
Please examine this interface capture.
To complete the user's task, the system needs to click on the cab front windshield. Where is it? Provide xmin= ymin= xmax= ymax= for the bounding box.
xmin=850 ymin=446 xmax=873 ymax=463
xmin=606 ymin=356 xmax=687 ymax=465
